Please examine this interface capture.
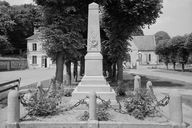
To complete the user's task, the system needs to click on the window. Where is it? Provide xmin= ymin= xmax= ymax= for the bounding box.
xmin=32 ymin=56 xmax=37 ymax=64
xmin=32 ymin=43 xmax=37 ymax=51
xmin=149 ymin=54 xmax=151 ymax=61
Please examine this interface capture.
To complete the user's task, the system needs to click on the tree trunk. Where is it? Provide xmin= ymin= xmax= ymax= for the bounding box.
xmin=182 ymin=63 xmax=185 ymax=72
xmin=55 ymin=53 xmax=64 ymax=83
xmin=173 ymin=62 xmax=176 ymax=70
xmin=107 ymin=62 xmax=113 ymax=80
xmin=165 ymin=63 xmax=168 ymax=70
xmin=80 ymin=56 xmax=85 ymax=76
xmin=117 ymin=58 xmax=123 ymax=82
xmin=66 ymin=61 xmax=72 ymax=85
xmin=73 ymin=61 xmax=78 ymax=82
xmin=112 ymin=62 xmax=117 ymax=82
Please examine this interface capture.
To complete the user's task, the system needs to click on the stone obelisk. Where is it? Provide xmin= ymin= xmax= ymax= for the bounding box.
xmin=71 ymin=2 xmax=116 ymax=103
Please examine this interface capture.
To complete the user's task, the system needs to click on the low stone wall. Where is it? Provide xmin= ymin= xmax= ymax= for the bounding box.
xmin=6 ymin=121 xmax=176 ymax=128
xmin=6 ymin=75 xmax=187 ymax=128
xmin=0 ymin=57 xmax=28 ymax=71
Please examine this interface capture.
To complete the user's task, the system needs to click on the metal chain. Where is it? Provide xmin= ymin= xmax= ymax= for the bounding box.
xmin=156 ymin=95 xmax=170 ymax=107
xmin=96 ymin=94 xmax=170 ymax=116
xmin=96 ymin=96 xmax=128 ymax=114
xmin=61 ymin=96 xmax=88 ymax=112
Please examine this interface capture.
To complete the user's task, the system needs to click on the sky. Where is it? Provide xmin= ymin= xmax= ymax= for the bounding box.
xmin=5 ymin=0 xmax=192 ymax=37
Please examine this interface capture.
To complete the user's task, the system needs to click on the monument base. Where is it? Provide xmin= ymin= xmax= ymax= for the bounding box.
xmin=71 ymin=75 xmax=117 ymax=104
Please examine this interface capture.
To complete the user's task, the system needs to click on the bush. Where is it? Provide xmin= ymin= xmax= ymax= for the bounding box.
xmin=124 ymin=88 xmax=157 ymax=120
xmin=20 ymin=81 xmax=62 ymax=117
xmin=115 ymin=81 xmax=127 ymax=96
xmin=63 ymin=89 xmax=73 ymax=97
xmin=80 ymin=102 xmax=110 ymax=121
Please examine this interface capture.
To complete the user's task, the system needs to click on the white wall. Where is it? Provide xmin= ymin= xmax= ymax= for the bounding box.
xmin=139 ymin=51 xmax=158 ymax=65
xmin=27 ymin=39 xmax=54 ymax=69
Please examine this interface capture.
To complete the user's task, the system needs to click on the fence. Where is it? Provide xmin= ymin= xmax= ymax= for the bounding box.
xmin=6 ymin=76 xmax=186 ymax=128
xmin=0 ymin=78 xmax=21 ymax=101
xmin=0 ymin=57 xmax=28 ymax=71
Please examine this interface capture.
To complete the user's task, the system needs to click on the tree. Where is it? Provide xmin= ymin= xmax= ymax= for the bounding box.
xmin=102 ymin=0 xmax=163 ymax=82
xmin=154 ymin=31 xmax=171 ymax=45
xmin=185 ymin=33 xmax=192 ymax=51
xmin=0 ymin=35 xmax=13 ymax=54
xmin=36 ymin=0 xmax=87 ymax=83
xmin=7 ymin=4 xmax=42 ymax=55
xmin=155 ymin=39 xmax=170 ymax=69
xmin=35 ymin=0 xmax=163 ymax=85
xmin=167 ymin=39 xmax=178 ymax=70
xmin=0 ymin=1 xmax=14 ymax=55
xmin=170 ymin=36 xmax=189 ymax=72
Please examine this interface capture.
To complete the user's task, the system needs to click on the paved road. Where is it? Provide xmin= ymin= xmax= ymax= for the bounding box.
xmin=0 ymin=68 xmax=56 ymax=87
xmin=128 ymin=68 xmax=192 ymax=84
xmin=126 ymin=67 xmax=192 ymax=95
xmin=0 ymin=68 xmax=57 ymax=128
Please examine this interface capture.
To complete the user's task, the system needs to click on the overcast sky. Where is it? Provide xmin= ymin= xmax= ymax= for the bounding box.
xmin=5 ymin=0 xmax=192 ymax=37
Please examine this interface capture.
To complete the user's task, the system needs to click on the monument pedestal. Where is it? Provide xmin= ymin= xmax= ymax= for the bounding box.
xmin=71 ymin=2 xmax=116 ymax=104
xmin=72 ymin=75 xmax=117 ymax=102
xmin=72 ymin=53 xmax=116 ymax=104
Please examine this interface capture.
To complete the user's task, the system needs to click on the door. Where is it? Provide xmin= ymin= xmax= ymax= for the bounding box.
xmin=42 ymin=56 xmax=48 ymax=68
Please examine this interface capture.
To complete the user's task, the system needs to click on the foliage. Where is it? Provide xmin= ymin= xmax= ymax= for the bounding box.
xmin=115 ymin=81 xmax=127 ymax=96
xmin=0 ymin=1 xmax=42 ymax=55
xmin=101 ymin=0 xmax=163 ymax=81
xmin=185 ymin=33 xmax=192 ymax=51
xmin=36 ymin=0 xmax=87 ymax=61
xmin=0 ymin=2 xmax=15 ymax=54
xmin=80 ymin=102 xmax=110 ymax=121
xmin=155 ymin=39 xmax=170 ymax=67
xmin=21 ymin=86 xmax=62 ymax=117
xmin=63 ymin=88 xmax=73 ymax=97
xmin=170 ymin=36 xmax=189 ymax=64
xmin=0 ymin=3 xmax=15 ymax=35
xmin=0 ymin=35 xmax=13 ymax=54
xmin=35 ymin=0 xmax=163 ymax=82
xmin=154 ymin=31 xmax=171 ymax=44
xmin=124 ymin=88 xmax=157 ymax=120
xmin=7 ymin=4 xmax=42 ymax=53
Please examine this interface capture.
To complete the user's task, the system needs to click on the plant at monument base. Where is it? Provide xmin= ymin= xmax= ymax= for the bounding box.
xmin=63 ymin=89 xmax=74 ymax=97
xmin=115 ymin=81 xmax=127 ymax=96
xmin=124 ymin=88 xmax=157 ymax=120
xmin=80 ymin=102 xmax=110 ymax=121
xmin=20 ymin=86 xmax=62 ymax=117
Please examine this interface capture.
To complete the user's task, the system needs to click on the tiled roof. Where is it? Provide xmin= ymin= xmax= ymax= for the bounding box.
xmin=132 ymin=35 xmax=156 ymax=51
xmin=27 ymin=33 xmax=41 ymax=40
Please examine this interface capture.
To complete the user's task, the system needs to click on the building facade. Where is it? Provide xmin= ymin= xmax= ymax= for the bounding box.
xmin=27 ymin=30 xmax=55 ymax=69
xmin=128 ymin=35 xmax=159 ymax=67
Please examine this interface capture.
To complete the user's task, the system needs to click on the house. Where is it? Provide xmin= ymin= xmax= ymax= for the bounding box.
xmin=128 ymin=35 xmax=159 ymax=67
xmin=27 ymin=29 xmax=55 ymax=69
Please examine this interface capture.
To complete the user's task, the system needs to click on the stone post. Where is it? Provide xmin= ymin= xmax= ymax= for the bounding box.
xmin=89 ymin=91 xmax=97 ymax=120
xmin=37 ymin=82 xmax=43 ymax=100
xmin=146 ymin=81 xmax=152 ymax=89
xmin=7 ymin=90 xmax=20 ymax=123
xmin=134 ymin=75 xmax=141 ymax=91
xmin=169 ymin=90 xmax=183 ymax=126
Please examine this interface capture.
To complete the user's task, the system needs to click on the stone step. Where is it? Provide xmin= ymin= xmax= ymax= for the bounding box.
xmin=71 ymin=89 xmax=117 ymax=105
xmin=76 ymin=85 xmax=112 ymax=92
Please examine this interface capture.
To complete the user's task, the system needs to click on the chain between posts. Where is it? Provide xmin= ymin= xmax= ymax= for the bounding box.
xmin=96 ymin=96 xmax=128 ymax=114
xmin=96 ymin=95 xmax=170 ymax=116
xmin=62 ymin=96 xmax=89 ymax=112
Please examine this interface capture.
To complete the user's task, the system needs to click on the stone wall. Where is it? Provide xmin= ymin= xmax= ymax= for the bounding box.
xmin=0 ymin=58 xmax=27 ymax=71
